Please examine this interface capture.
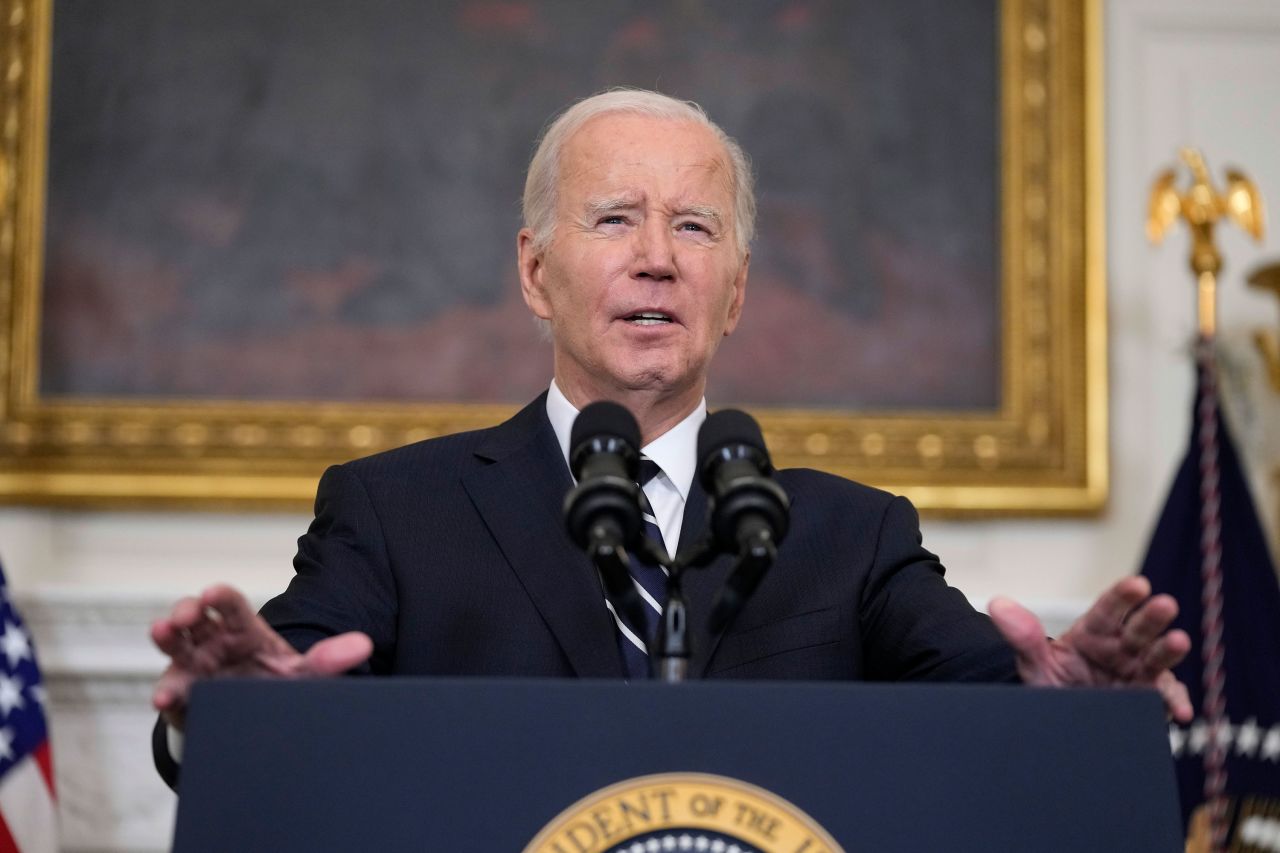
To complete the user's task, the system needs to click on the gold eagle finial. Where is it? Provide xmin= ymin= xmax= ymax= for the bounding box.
xmin=1146 ymin=148 xmax=1265 ymax=255
xmin=1146 ymin=149 xmax=1267 ymax=336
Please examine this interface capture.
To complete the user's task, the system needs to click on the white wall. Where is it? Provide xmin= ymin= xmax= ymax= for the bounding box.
xmin=3 ymin=1 xmax=1280 ymax=848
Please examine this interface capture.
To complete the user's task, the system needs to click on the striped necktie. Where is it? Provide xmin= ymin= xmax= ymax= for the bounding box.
xmin=611 ymin=456 xmax=669 ymax=679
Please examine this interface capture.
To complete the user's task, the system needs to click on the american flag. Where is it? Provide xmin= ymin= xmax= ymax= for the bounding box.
xmin=0 ymin=563 xmax=56 ymax=853
xmin=1141 ymin=342 xmax=1280 ymax=848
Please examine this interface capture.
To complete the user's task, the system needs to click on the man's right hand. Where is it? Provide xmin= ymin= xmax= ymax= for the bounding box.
xmin=150 ymin=584 xmax=373 ymax=732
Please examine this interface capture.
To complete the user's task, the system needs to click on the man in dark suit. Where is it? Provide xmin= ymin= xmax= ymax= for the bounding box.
xmin=151 ymin=89 xmax=1191 ymax=787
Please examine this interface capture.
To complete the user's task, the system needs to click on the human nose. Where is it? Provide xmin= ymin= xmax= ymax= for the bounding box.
xmin=629 ymin=218 xmax=676 ymax=282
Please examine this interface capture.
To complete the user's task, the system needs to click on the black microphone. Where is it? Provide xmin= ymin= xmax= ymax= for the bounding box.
xmin=563 ymin=401 xmax=643 ymax=551
xmin=562 ymin=401 xmax=652 ymax=649
xmin=697 ymin=409 xmax=790 ymax=633
xmin=698 ymin=409 xmax=790 ymax=553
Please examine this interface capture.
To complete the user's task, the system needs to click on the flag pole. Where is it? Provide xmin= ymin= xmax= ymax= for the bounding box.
xmin=1198 ymin=271 xmax=1216 ymax=339
xmin=1147 ymin=147 xmax=1265 ymax=852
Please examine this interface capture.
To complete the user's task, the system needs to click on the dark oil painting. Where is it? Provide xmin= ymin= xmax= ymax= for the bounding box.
xmin=41 ymin=0 xmax=998 ymax=409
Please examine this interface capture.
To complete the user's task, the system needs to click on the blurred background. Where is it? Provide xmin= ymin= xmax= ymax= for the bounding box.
xmin=1 ymin=0 xmax=1278 ymax=849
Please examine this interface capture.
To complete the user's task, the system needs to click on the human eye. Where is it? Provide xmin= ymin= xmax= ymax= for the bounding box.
xmin=676 ymin=219 xmax=718 ymax=240
xmin=592 ymin=211 xmax=634 ymax=230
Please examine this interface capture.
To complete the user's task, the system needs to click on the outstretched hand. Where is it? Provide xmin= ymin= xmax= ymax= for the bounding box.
xmin=151 ymin=584 xmax=372 ymax=731
xmin=988 ymin=576 xmax=1193 ymax=723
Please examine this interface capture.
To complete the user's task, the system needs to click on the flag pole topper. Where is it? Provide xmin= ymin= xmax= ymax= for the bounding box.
xmin=1146 ymin=148 xmax=1266 ymax=338
xmin=1145 ymin=150 xmax=1267 ymax=853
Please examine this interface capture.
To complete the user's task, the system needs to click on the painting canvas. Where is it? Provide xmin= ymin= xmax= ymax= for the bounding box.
xmin=40 ymin=0 xmax=998 ymax=410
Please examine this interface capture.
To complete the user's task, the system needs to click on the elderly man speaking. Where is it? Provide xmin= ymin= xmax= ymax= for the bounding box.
xmin=149 ymin=89 xmax=1191 ymax=787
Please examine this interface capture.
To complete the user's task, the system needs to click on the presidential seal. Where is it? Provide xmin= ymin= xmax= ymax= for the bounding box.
xmin=524 ymin=772 xmax=844 ymax=853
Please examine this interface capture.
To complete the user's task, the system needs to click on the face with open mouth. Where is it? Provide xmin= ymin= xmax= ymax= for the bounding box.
xmin=518 ymin=112 xmax=749 ymax=410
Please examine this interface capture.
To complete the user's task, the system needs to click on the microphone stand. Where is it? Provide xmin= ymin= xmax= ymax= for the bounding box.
xmin=591 ymin=529 xmax=690 ymax=681
xmin=587 ymin=523 xmax=652 ymax=646
xmin=708 ymin=526 xmax=777 ymax=636
xmin=655 ymin=537 xmax=724 ymax=684
xmin=660 ymin=526 xmax=781 ymax=681
xmin=581 ymin=498 xmax=781 ymax=684
xmin=655 ymin=567 xmax=689 ymax=683
xmin=628 ymin=537 xmax=688 ymax=683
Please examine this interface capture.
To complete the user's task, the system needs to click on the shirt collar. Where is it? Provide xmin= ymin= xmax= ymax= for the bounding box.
xmin=546 ymin=379 xmax=704 ymax=502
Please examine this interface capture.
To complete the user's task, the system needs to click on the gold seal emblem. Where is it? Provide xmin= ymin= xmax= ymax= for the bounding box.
xmin=524 ymin=772 xmax=845 ymax=853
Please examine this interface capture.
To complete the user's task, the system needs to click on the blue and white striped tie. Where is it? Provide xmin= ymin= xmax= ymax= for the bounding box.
xmin=610 ymin=456 xmax=669 ymax=679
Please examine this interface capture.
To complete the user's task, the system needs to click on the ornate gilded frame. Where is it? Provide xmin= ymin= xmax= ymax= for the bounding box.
xmin=0 ymin=0 xmax=1105 ymax=513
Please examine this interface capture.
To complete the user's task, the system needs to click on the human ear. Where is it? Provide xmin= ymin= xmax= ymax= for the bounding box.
xmin=517 ymin=229 xmax=553 ymax=320
xmin=722 ymin=251 xmax=749 ymax=336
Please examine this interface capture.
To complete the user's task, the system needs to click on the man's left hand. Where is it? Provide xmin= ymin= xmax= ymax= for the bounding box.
xmin=988 ymin=576 xmax=1194 ymax=723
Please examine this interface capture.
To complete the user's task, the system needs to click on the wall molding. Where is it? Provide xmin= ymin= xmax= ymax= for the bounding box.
xmin=18 ymin=591 xmax=171 ymax=678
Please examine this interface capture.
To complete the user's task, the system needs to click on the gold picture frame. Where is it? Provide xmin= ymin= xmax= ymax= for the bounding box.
xmin=0 ymin=0 xmax=1104 ymax=513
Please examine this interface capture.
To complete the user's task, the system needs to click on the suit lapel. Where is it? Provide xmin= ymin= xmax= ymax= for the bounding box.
xmin=680 ymin=475 xmax=800 ymax=677
xmin=678 ymin=480 xmax=735 ymax=677
xmin=462 ymin=398 xmax=622 ymax=678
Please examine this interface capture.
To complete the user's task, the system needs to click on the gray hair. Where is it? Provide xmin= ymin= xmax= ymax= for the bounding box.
xmin=521 ymin=88 xmax=756 ymax=256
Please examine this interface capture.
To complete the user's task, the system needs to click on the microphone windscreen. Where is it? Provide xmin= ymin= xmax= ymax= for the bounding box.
xmin=697 ymin=408 xmax=767 ymax=464
xmin=570 ymin=400 xmax=641 ymax=458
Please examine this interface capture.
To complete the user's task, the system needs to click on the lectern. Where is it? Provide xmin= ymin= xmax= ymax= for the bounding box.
xmin=172 ymin=679 xmax=1181 ymax=852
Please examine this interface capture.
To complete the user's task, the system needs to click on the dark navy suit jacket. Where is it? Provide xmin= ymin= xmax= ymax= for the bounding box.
xmin=153 ymin=394 xmax=1016 ymax=787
